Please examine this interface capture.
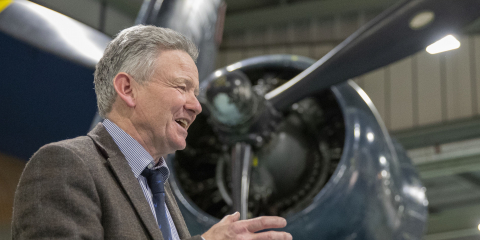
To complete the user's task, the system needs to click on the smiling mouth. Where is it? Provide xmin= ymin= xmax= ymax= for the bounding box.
xmin=175 ymin=119 xmax=188 ymax=129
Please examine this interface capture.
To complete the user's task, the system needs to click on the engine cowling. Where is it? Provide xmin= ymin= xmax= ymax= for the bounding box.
xmin=167 ymin=55 xmax=427 ymax=239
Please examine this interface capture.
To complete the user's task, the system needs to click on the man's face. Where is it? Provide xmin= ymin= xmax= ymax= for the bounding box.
xmin=134 ymin=50 xmax=202 ymax=156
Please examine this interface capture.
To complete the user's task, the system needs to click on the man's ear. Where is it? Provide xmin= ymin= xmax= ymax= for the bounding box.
xmin=113 ymin=72 xmax=137 ymax=108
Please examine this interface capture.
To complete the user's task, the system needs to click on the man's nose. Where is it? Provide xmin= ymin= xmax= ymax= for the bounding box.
xmin=185 ymin=94 xmax=202 ymax=115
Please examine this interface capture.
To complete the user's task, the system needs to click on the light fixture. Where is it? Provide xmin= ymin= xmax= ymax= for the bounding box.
xmin=478 ymin=223 xmax=480 ymax=231
xmin=409 ymin=11 xmax=435 ymax=30
xmin=426 ymin=35 xmax=461 ymax=54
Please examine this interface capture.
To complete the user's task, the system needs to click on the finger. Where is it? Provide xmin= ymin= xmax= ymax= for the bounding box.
xmin=244 ymin=216 xmax=287 ymax=233
xmin=219 ymin=211 xmax=240 ymax=224
xmin=251 ymin=231 xmax=292 ymax=240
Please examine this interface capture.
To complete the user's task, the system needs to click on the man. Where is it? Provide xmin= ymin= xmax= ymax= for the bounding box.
xmin=12 ymin=25 xmax=292 ymax=240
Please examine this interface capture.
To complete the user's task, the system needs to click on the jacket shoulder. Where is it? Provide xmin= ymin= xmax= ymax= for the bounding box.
xmin=12 ymin=135 xmax=105 ymax=239
xmin=31 ymin=135 xmax=99 ymax=162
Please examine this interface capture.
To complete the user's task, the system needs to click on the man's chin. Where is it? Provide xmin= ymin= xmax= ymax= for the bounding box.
xmin=170 ymin=131 xmax=188 ymax=149
xmin=177 ymin=145 xmax=187 ymax=151
xmin=170 ymin=140 xmax=187 ymax=152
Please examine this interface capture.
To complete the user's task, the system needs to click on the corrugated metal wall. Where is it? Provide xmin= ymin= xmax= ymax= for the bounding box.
xmin=357 ymin=37 xmax=480 ymax=131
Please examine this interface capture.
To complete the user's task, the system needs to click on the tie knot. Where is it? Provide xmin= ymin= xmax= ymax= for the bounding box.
xmin=141 ymin=168 xmax=165 ymax=194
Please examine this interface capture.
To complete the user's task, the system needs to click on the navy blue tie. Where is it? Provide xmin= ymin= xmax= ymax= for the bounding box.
xmin=141 ymin=168 xmax=172 ymax=240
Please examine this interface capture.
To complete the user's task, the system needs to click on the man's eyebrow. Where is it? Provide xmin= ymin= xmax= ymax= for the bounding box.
xmin=175 ymin=78 xmax=192 ymax=87
xmin=176 ymin=78 xmax=199 ymax=95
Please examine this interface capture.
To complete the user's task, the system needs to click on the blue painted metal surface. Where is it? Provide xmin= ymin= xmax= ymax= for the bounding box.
xmin=0 ymin=1 xmax=110 ymax=160
xmin=280 ymin=81 xmax=427 ymax=239
xmin=168 ymin=55 xmax=428 ymax=239
xmin=0 ymin=32 xmax=97 ymax=160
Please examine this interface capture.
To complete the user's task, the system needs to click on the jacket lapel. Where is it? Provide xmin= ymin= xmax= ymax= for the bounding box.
xmin=88 ymin=123 xmax=163 ymax=240
xmin=165 ymin=182 xmax=191 ymax=239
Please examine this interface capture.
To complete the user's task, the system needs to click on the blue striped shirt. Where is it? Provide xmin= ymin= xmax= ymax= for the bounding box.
xmin=103 ymin=119 xmax=180 ymax=240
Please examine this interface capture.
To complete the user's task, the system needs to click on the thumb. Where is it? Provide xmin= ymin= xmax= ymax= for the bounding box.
xmin=220 ymin=211 xmax=240 ymax=224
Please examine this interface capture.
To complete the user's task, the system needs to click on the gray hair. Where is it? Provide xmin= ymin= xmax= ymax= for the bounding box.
xmin=94 ymin=25 xmax=199 ymax=117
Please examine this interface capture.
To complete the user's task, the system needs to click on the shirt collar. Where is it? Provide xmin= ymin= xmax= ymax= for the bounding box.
xmin=103 ymin=119 xmax=169 ymax=179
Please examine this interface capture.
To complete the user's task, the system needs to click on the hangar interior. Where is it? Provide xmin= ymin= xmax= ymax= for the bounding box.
xmin=2 ymin=0 xmax=480 ymax=239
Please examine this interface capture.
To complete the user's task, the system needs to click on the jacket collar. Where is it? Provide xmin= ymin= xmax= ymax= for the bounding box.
xmin=87 ymin=123 xmax=164 ymax=240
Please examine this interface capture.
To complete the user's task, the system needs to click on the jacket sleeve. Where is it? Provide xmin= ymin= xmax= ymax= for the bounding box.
xmin=11 ymin=143 xmax=103 ymax=239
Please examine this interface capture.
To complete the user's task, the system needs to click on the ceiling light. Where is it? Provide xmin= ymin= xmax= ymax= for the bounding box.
xmin=478 ymin=223 xmax=480 ymax=231
xmin=409 ymin=11 xmax=435 ymax=30
xmin=426 ymin=35 xmax=461 ymax=54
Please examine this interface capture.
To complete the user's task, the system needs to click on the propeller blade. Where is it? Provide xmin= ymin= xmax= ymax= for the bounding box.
xmin=265 ymin=0 xmax=480 ymax=111
xmin=0 ymin=1 xmax=110 ymax=69
xmin=231 ymin=142 xmax=253 ymax=220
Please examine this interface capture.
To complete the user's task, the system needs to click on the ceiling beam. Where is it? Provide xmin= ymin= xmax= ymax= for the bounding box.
xmin=224 ymin=0 xmax=398 ymax=33
xmin=426 ymin=203 xmax=480 ymax=236
xmin=416 ymin=153 xmax=480 ymax=179
xmin=425 ymin=228 xmax=480 ymax=240
xmin=392 ymin=117 xmax=480 ymax=150
xmin=458 ymin=173 xmax=480 ymax=188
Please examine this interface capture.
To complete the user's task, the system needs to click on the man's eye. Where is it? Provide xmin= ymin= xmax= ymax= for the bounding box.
xmin=178 ymin=86 xmax=187 ymax=91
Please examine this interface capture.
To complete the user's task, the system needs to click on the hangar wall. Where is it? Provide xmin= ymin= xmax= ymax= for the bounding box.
xmin=359 ymin=42 xmax=480 ymax=131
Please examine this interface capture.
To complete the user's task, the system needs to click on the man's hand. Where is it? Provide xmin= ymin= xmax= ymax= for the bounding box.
xmin=201 ymin=212 xmax=293 ymax=240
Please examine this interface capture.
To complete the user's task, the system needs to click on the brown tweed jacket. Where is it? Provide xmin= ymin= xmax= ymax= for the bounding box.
xmin=12 ymin=123 xmax=203 ymax=240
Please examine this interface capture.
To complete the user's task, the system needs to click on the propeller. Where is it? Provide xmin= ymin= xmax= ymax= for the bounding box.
xmin=265 ymin=0 xmax=480 ymax=111
xmin=0 ymin=0 xmax=111 ymax=69
xmin=202 ymin=0 xmax=480 ymax=220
